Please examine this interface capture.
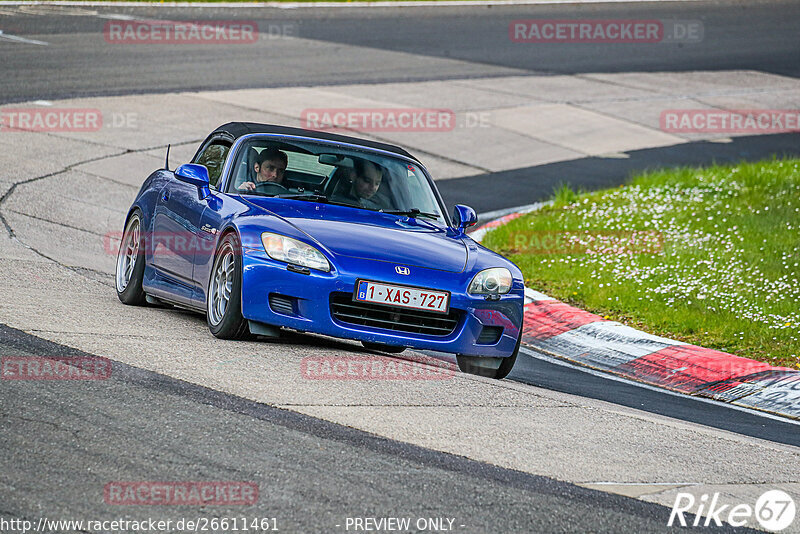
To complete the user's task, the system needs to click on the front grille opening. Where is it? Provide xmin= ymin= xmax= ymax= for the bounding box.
xmin=269 ymin=294 xmax=296 ymax=316
xmin=330 ymin=293 xmax=460 ymax=337
xmin=476 ymin=326 xmax=503 ymax=345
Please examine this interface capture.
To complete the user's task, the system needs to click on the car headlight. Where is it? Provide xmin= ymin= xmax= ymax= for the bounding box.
xmin=261 ymin=232 xmax=330 ymax=272
xmin=468 ymin=268 xmax=512 ymax=295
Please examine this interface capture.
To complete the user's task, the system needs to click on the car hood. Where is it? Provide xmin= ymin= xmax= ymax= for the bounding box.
xmin=242 ymin=197 xmax=468 ymax=272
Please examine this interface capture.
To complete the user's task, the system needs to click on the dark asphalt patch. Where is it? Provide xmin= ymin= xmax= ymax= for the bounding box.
xmin=438 ymin=133 xmax=800 ymax=213
xmin=0 ymin=323 xmax=743 ymax=533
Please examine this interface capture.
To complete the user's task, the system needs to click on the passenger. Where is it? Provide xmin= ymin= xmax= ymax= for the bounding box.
xmin=238 ymin=147 xmax=288 ymax=191
xmin=333 ymin=159 xmax=385 ymax=209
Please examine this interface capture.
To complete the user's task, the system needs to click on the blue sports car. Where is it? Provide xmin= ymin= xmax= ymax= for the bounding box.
xmin=115 ymin=123 xmax=524 ymax=378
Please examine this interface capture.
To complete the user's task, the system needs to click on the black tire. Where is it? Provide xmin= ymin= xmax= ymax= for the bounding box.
xmin=362 ymin=341 xmax=406 ymax=354
xmin=456 ymin=328 xmax=521 ymax=380
xmin=207 ymin=233 xmax=251 ymax=340
xmin=115 ymin=211 xmax=147 ymax=306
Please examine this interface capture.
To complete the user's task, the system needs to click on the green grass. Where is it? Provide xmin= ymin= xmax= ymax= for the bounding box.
xmin=484 ymin=158 xmax=800 ymax=369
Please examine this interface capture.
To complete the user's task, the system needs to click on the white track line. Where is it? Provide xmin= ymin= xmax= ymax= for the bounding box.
xmin=0 ymin=30 xmax=47 ymax=45
xmin=96 ymin=13 xmax=136 ymax=20
xmin=478 ymin=202 xmax=548 ymax=223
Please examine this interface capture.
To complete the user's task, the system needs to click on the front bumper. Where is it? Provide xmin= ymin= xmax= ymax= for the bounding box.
xmin=240 ymin=249 xmax=523 ymax=358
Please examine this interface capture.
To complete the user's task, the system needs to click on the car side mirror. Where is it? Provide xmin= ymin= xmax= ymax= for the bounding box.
xmin=452 ymin=204 xmax=477 ymax=232
xmin=175 ymin=163 xmax=211 ymax=200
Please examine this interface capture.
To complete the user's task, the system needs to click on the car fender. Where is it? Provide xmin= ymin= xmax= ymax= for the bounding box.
xmin=235 ymin=198 xmax=338 ymax=259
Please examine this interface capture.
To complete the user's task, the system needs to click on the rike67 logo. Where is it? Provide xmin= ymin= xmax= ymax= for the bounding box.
xmin=669 ymin=490 xmax=796 ymax=531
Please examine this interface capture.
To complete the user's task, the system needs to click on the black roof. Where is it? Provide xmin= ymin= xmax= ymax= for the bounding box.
xmin=210 ymin=122 xmax=418 ymax=161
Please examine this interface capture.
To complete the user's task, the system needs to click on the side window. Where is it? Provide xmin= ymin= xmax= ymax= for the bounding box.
xmin=195 ymin=142 xmax=230 ymax=189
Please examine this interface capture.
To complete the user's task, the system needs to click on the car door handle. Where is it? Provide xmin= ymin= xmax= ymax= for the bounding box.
xmin=162 ymin=191 xmax=170 ymax=202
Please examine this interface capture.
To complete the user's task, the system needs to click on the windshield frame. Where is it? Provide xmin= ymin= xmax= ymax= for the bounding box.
xmin=218 ymin=132 xmax=452 ymax=227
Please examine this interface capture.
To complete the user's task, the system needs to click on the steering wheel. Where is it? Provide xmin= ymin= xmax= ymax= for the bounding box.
xmin=254 ymin=182 xmax=288 ymax=194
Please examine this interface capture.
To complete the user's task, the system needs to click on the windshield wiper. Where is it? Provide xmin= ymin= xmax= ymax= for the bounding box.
xmin=381 ymin=208 xmax=440 ymax=220
xmin=276 ymin=193 xmax=358 ymax=209
xmin=276 ymin=193 xmax=330 ymax=202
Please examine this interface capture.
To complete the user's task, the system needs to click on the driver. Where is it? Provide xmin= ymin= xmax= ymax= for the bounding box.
xmin=238 ymin=147 xmax=288 ymax=192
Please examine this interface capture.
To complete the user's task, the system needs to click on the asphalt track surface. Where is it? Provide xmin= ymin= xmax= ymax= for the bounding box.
xmin=1 ymin=1 xmax=799 ymax=209
xmin=1 ymin=0 xmax=799 ymax=103
xmin=439 ymin=132 xmax=800 ymax=213
xmin=0 ymin=324 xmax=741 ymax=533
xmin=1 ymin=1 xmax=799 ymax=531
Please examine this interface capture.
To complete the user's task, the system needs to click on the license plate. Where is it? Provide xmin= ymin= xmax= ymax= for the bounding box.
xmin=354 ymin=280 xmax=450 ymax=314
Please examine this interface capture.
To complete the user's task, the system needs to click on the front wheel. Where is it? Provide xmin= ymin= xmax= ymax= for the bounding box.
xmin=456 ymin=329 xmax=521 ymax=380
xmin=207 ymin=233 xmax=251 ymax=340
xmin=115 ymin=211 xmax=146 ymax=305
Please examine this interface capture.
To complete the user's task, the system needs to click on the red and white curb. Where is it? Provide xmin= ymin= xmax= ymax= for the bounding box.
xmin=469 ymin=203 xmax=546 ymax=243
xmin=471 ymin=213 xmax=800 ymax=421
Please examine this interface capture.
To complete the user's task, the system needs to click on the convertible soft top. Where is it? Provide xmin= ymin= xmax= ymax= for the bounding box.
xmin=209 ymin=122 xmax=418 ymax=161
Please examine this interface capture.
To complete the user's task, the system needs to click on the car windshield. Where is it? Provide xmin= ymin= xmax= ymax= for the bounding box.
xmin=226 ymin=136 xmax=446 ymax=223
